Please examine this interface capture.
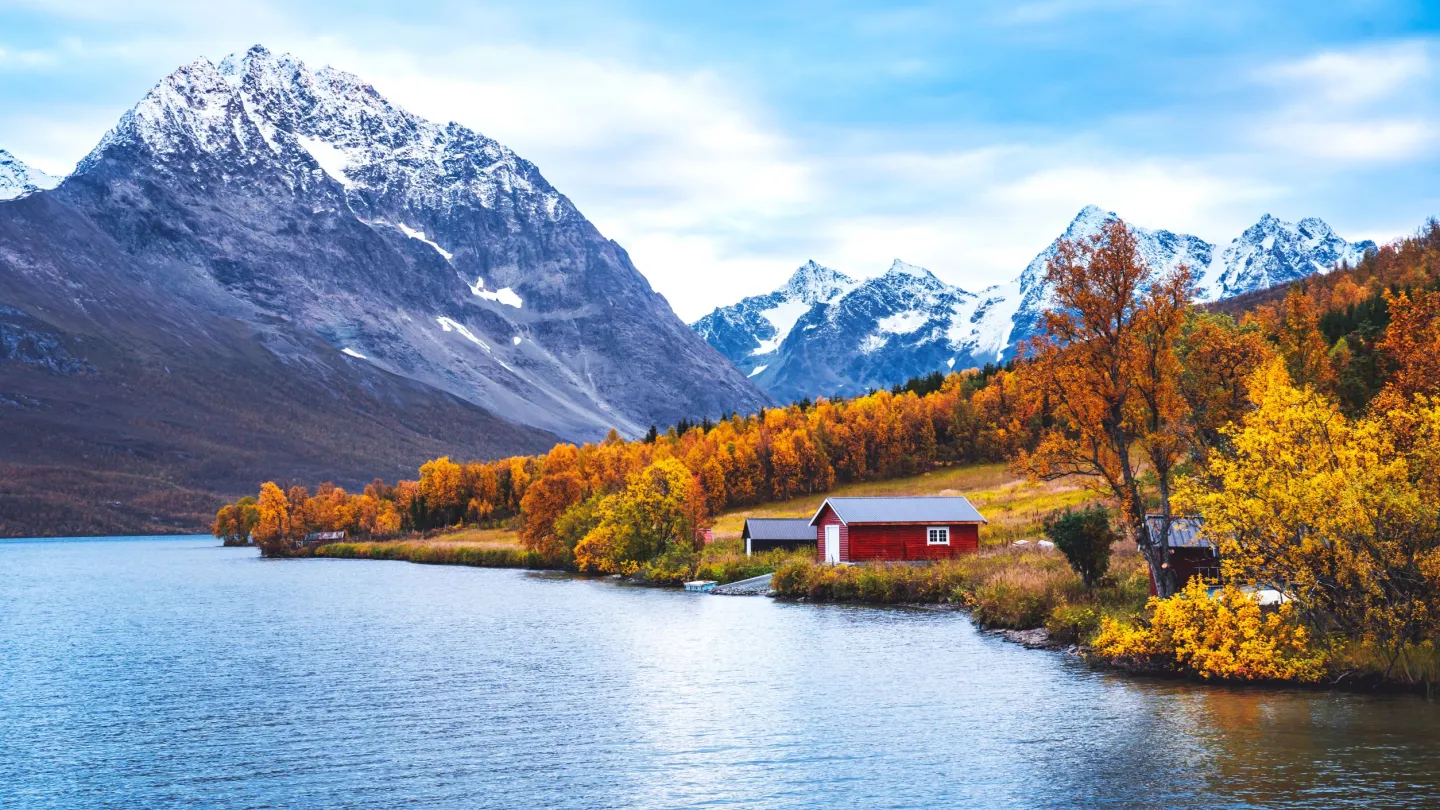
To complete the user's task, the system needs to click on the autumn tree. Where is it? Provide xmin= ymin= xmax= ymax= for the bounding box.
xmin=1273 ymin=288 xmax=1336 ymax=393
xmin=418 ymin=456 xmax=464 ymax=527
xmin=1177 ymin=359 xmax=1440 ymax=682
xmin=1016 ymin=219 xmax=1197 ymax=596
xmin=573 ymin=458 xmax=710 ymax=573
xmin=252 ymin=482 xmax=292 ymax=557
xmin=211 ymin=495 xmax=260 ymax=546
xmin=519 ymin=471 xmax=585 ymax=559
xmin=1371 ymin=288 xmax=1440 ymax=414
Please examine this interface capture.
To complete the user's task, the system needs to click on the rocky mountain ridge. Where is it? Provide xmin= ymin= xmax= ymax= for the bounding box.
xmin=0 ymin=45 xmax=770 ymax=534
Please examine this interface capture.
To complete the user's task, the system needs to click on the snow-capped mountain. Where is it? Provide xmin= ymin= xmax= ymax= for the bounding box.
xmin=0 ymin=150 xmax=59 ymax=201
xmin=692 ymin=260 xmax=857 ymax=377
xmin=0 ymin=45 xmax=770 ymax=529
xmin=695 ymin=205 xmax=1376 ymax=402
xmin=1201 ymin=214 xmax=1372 ymax=300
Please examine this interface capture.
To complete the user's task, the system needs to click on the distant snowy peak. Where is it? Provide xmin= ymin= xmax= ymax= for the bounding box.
xmin=885 ymin=258 xmax=941 ymax=281
xmin=0 ymin=149 xmax=59 ymax=201
xmin=81 ymin=44 xmax=570 ymax=223
xmin=1019 ymin=205 xmax=1212 ymax=294
xmin=781 ymin=259 xmax=858 ymax=303
xmin=1201 ymin=214 xmax=1374 ymax=300
xmin=691 ymin=261 xmax=858 ymax=371
xmin=695 ymin=204 xmax=1378 ymax=402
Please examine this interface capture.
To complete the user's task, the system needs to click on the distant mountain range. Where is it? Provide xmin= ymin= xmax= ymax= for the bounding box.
xmin=0 ymin=45 xmax=770 ymax=534
xmin=693 ymin=205 xmax=1376 ymax=402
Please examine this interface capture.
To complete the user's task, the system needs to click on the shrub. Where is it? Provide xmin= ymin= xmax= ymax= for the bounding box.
xmin=1044 ymin=505 xmax=1117 ymax=590
xmin=693 ymin=544 xmax=811 ymax=585
xmin=635 ymin=546 xmax=700 ymax=586
xmin=1091 ymin=577 xmax=1326 ymax=682
xmin=1046 ymin=604 xmax=1102 ymax=645
xmin=965 ymin=560 xmax=1084 ymax=629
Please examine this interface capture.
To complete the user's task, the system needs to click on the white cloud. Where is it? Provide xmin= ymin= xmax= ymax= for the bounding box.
xmin=1265 ymin=42 xmax=1431 ymax=106
xmin=0 ymin=11 xmax=1426 ymax=320
xmin=1250 ymin=41 xmax=1440 ymax=164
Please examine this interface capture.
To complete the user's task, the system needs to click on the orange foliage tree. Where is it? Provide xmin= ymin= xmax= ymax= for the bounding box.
xmin=1016 ymin=219 xmax=1267 ymax=596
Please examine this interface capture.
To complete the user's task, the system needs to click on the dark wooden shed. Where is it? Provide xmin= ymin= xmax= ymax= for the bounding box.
xmin=1144 ymin=515 xmax=1218 ymax=595
xmin=742 ymin=518 xmax=816 ymax=556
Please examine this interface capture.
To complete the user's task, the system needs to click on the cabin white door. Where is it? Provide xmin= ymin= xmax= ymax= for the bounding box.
xmin=824 ymin=524 xmax=841 ymax=564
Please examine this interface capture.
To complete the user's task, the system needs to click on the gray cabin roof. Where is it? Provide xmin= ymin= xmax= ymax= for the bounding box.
xmin=743 ymin=518 xmax=816 ymax=542
xmin=1144 ymin=515 xmax=1213 ymax=549
xmin=808 ymin=496 xmax=987 ymax=526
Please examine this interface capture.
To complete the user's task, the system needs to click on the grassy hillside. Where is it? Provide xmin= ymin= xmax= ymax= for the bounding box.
xmin=712 ymin=462 xmax=1096 ymax=546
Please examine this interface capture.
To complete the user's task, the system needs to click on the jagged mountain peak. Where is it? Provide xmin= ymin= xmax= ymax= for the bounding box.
xmin=0 ymin=149 xmax=59 ymax=201
xmin=885 ymin=259 xmax=937 ymax=279
xmin=782 ymin=260 xmax=856 ymax=303
xmin=81 ymin=45 xmax=569 ymax=224
xmin=1203 ymin=213 xmax=1373 ymax=300
xmin=10 ymin=44 xmax=770 ymax=452
xmin=1065 ymin=204 xmax=1114 ymax=234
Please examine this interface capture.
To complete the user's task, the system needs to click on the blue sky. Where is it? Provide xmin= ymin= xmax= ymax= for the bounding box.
xmin=2 ymin=1 xmax=1439 ymax=318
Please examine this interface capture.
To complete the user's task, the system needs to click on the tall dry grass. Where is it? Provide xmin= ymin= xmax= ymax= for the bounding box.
xmin=314 ymin=540 xmax=558 ymax=569
xmin=772 ymin=544 xmax=1151 ymax=635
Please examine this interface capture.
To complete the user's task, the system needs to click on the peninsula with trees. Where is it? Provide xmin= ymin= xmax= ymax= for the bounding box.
xmin=217 ymin=217 xmax=1440 ymax=691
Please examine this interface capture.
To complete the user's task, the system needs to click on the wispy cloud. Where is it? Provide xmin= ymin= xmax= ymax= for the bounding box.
xmin=0 ymin=2 xmax=1434 ymax=318
xmin=1249 ymin=41 xmax=1440 ymax=164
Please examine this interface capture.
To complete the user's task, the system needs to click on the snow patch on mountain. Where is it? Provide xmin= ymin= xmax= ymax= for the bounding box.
xmin=436 ymin=316 xmax=490 ymax=351
xmin=878 ymin=310 xmax=931 ymax=334
xmin=394 ymin=222 xmax=453 ymax=260
xmin=469 ymin=276 xmax=523 ymax=308
xmin=296 ymin=135 xmax=353 ymax=186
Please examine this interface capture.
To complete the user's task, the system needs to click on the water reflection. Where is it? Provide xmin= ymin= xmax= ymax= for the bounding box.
xmin=0 ymin=536 xmax=1436 ymax=809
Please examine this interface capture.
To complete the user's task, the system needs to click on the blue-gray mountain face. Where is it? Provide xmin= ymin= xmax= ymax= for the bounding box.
xmin=0 ymin=46 xmax=771 ymax=528
xmin=693 ymin=205 xmax=1375 ymax=403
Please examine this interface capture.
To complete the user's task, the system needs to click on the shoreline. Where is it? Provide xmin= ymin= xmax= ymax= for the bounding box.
xmin=300 ymin=546 xmax=1437 ymax=697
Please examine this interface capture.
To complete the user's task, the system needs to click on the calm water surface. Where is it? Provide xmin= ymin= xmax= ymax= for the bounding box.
xmin=2 ymin=536 xmax=1438 ymax=809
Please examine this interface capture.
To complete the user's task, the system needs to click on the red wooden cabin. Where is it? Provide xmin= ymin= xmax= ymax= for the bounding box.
xmin=807 ymin=496 xmax=987 ymax=563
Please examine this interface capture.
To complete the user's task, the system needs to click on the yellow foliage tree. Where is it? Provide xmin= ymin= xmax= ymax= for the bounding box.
xmin=253 ymin=481 xmax=291 ymax=557
xmin=418 ymin=456 xmax=464 ymax=526
xmin=1176 ymin=358 xmax=1440 ymax=679
xmin=1091 ymin=576 xmax=1325 ymax=682
xmin=572 ymin=458 xmax=709 ymax=573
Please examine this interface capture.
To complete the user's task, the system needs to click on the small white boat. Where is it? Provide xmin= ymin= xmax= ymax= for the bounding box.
xmin=683 ymin=580 xmax=718 ymax=593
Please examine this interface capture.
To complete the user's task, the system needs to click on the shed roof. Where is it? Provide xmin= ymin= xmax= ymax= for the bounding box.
xmin=743 ymin=518 xmax=815 ymax=542
xmin=1144 ymin=515 xmax=1213 ymax=549
xmin=808 ymin=496 xmax=987 ymax=526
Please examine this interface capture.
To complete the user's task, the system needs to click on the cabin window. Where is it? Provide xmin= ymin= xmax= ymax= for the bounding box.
xmin=927 ymin=526 xmax=950 ymax=546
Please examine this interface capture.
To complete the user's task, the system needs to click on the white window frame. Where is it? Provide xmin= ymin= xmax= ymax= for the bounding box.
xmin=927 ymin=526 xmax=950 ymax=546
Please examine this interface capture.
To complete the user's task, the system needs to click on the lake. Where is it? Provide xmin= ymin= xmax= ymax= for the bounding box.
xmin=1 ymin=536 xmax=1437 ymax=809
